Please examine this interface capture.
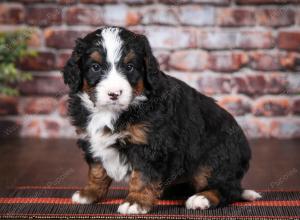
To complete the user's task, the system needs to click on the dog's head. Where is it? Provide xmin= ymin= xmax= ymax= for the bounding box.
xmin=63 ymin=27 xmax=160 ymax=112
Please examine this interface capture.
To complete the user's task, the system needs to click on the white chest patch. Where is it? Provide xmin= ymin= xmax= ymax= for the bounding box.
xmin=79 ymin=93 xmax=131 ymax=182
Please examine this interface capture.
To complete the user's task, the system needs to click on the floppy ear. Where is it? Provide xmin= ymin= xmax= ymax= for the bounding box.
xmin=62 ymin=39 xmax=86 ymax=93
xmin=140 ymin=35 xmax=160 ymax=93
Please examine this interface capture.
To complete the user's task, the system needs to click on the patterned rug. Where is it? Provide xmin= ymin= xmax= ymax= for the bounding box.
xmin=0 ymin=186 xmax=299 ymax=219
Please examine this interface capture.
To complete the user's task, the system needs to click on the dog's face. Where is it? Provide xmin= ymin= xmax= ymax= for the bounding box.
xmin=63 ymin=27 xmax=159 ymax=112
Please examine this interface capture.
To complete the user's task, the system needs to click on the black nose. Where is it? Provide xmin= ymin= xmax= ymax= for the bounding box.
xmin=108 ymin=91 xmax=122 ymax=101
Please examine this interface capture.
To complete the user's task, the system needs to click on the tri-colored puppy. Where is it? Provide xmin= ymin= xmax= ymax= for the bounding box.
xmin=62 ymin=26 xmax=261 ymax=214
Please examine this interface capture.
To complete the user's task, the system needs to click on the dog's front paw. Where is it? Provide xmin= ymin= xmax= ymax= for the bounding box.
xmin=72 ymin=190 xmax=97 ymax=204
xmin=186 ymin=194 xmax=210 ymax=210
xmin=117 ymin=202 xmax=149 ymax=214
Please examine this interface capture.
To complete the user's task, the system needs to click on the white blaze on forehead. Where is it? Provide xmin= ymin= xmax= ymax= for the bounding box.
xmin=101 ymin=27 xmax=123 ymax=64
xmin=94 ymin=27 xmax=133 ymax=111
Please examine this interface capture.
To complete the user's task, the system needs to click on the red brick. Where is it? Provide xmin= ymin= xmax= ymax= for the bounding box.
xmin=127 ymin=26 xmax=146 ymax=36
xmin=178 ymin=6 xmax=215 ymax=26
xmin=237 ymin=0 xmax=300 ymax=4
xmin=56 ymin=118 xmax=76 ymax=138
xmin=142 ymin=5 xmax=178 ymax=25
xmin=0 ymin=120 xmax=20 ymax=138
xmin=199 ymin=30 xmax=274 ymax=49
xmin=145 ymin=27 xmax=196 ymax=49
xmin=232 ymin=73 xmax=287 ymax=95
xmin=270 ymin=118 xmax=300 ymax=138
xmin=103 ymin=5 xmax=141 ymax=26
xmin=197 ymin=75 xmax=231 ymax=95
xmin=161 ymin=0 xmax=230 ymax=4
xmin=280 ymin=52 xmax=300 ymax=71
xmin=257 ymin=8 xmax=295 ymax=27
xmin=236 ymin=117 xmax=269 ymax=138
xmin=126 ymin=11 xmax=141 ymax=26
xmin=19 ymin=51 xmax=56 ymax=71
xmin=44 ymin=119 xmax=60 ymax=137
xmin=124 ymin=0 xmax=155 ymax=3
xmin=191 ymin=0 xmax=230 ymax=4
xmin=293 ymin=98 xmax=300 ymax=114
xmin=21 ymin=97 xmax=58 ymax=114
xmin=0 ymin=3 xmax=24 ymax=24
xmin=19 ymin=75 xmax=68 ymax=96
xmin=266 ymin=74 xmax=288 ymax=94
xmin=58 ymin=95 xmax=68 ymax=117
xmin=217 ymin=8 xmax=255 ymax=26
xmin=26 ymin=6 xmax=62 ymax=27
xmin=239 ymin=31 xmax=275 ymax=49
xmin=287 ymin=74 xmax=300 ymax=94
xmin=56 ymin=50 xmax=71 ymax=70
xmin=250 ymin=52 xmax=281 ymax=71
xmin=169 ymin=50 xmax=208 ymax=71
xmin=279 ymin=31 xmax=300 ymax=51
xmin=58 ymin=0 xmax=77 ymax=4
xmin=80 ymin=0 xmax=118 ymax=3
xmin=27 ymin=29 xmax=42 ymax=48
xmin=208 ymin=51 xmax=248 ymax=72
xmin=45 ymin=28 xmax=91 ymax=49
xmin=12 ymin=0 xmax=55 ymax=2
xmin=0 ymin=96 xmax=18 ymax=115
xmin=217 ymin=95 xmax=251 ymax=116
xmin=65 ymin=6 xmax=103 ymax=26
xmin=296 ymin=10 xmax=300 ymax=25
xmin=253 ymin=97 xmax=291 ymax=116
xmin=21 ymin=118 xmax=42 ymax=137
xmin=153 ymin=50 xmax=170 ymax=70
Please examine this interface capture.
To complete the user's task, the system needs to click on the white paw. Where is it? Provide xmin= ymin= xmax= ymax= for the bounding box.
xmin=186 ymin=195 xmax=210 ymax=210
xmin=117 ymin=202 xmax=148 ymax=214
xmin=242 ymin=189 xmax=262 ymax=201
xmin=72 ymin=191 xmax=94 ymax=204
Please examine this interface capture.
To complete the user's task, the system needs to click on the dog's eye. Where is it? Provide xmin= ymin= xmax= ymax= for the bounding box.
xmin=126 ymin=63 xmax=134 ymax=72
xmin=91 ymin=63 xmax=101 ymax=72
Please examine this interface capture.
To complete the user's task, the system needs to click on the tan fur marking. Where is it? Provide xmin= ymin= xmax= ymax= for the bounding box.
xmin=82 ymin=80 xmax=92 ymax=93
xmin=90 ymin=51 xmax=102 ymax=63
xmin=82 ymin=80 xmax=96 ymax=103
xmin=193 ymin=166 xmax=212 ymax=191
xmin=75 ymin=128 xmax=85 ymax=135
xmin=78 ymin=163 xmax=112 ymax=202
xmin=125 ymin=170 xmax=162 ymax=210
xmin=134 ymin=80 xmax=144 ymax=96
xmin=124 ymin=50 xmax=136 ymax=64
xmin=199 ymin=190 xmax=221 ymax=206
xmin=125 ymin=123 xmax=149 ymax=144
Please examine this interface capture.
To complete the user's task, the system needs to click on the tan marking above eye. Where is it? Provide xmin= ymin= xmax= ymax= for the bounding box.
xmin=90 ymin=51 xmax=102 ymax=63
xmin=124 ymin=50 xmax=136 ymax=64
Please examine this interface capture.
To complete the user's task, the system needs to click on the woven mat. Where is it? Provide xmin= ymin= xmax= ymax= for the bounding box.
xmin=0 ymin=186 xmax=299 ymax=219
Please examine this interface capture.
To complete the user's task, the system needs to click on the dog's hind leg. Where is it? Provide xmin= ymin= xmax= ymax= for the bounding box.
xmin=186 ymin=189 xmax=221 ymax=210
xmin=185 ymin=166 xmax=221 ymax=210
xmin=186 ymin=166 xmax=260 ymax=210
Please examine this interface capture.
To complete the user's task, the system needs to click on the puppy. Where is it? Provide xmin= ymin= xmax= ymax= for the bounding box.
xmin=62 ymin=26 xmax=261 ymax=214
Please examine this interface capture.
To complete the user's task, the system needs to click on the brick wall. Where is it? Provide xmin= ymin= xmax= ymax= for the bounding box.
xmin=0 ymin=0 xmax=300 ymax=139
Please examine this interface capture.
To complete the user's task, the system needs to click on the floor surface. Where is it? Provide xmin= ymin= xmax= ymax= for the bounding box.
xmin=0 ymin=138 xmax=299 ymax=190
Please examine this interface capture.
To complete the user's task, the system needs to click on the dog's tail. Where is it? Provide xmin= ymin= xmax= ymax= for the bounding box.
xmin=241 ymin=189 xmax=262 ymax=201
